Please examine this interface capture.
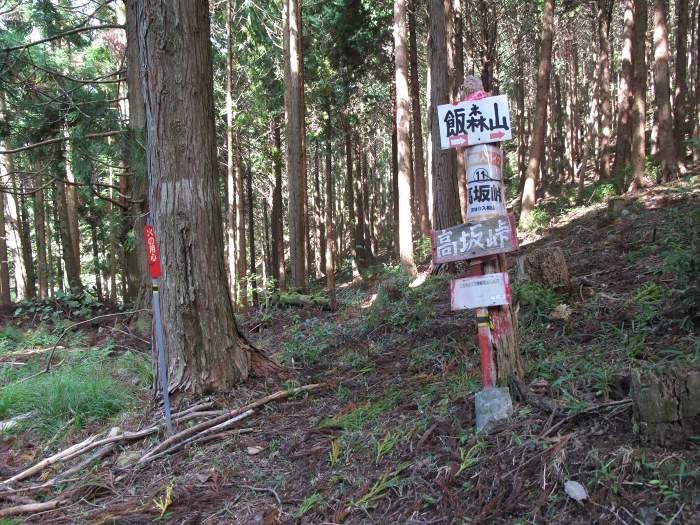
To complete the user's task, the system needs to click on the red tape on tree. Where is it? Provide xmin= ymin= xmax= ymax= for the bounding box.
xmin=144 ymin=226 xmax=162 ymax=279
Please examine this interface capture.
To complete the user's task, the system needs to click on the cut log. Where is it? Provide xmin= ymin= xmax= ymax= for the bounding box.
xmin=631 ymin=367 xmax=700 ymax=447
xmin=523 ymin=247 xmax=571 ymax=291
xmin=273 ymin=292 xmax=330 ymax=309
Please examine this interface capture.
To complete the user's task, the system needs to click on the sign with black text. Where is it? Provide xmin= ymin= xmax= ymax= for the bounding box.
xmin=437 ymin=95 xmax=512 ymax=150
xmin=431 ymin=214 xmax=518 ymax=264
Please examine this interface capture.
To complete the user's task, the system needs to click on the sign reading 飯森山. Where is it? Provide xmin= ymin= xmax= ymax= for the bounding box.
xmin=451 ymin=272 xmax=511 ymax=311
xmin=436 ymin=95 xmax=512 ymax=150
xmin=431 ymin=214 xmax=518 ymax=264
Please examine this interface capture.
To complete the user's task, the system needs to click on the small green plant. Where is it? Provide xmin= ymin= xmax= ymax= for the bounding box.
xmin=520 ymin=208 xmax=551 ymax=233
xmin=329 ymin=439 xmax=341 ymax=467
xmin=456 ymin=441 xmax=486 ymax=477
xmin=319 ymin=390 xmax=400 ymax=431
xmin=297 ymin=492 xmax=323 ymax=517
xmin=375 ymin=430 xmax=401 ymax=464
xmin=353 ymin=462 xmax=411 ymax=508
xmin=512 ymin=282 xmax=562 ymax=317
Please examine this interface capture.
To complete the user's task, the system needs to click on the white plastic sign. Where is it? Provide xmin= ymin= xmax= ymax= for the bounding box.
xmin=437 ymin=95 xmax=512 ymax=150
xmin=450 ymin=272 xmax=511 ymax=311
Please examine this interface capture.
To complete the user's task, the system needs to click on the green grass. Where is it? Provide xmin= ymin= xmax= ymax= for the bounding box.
xmin=319 ymin=390 xmax=401 ymax=432
xmin=0 ymin=360 xmax=137 ymax=436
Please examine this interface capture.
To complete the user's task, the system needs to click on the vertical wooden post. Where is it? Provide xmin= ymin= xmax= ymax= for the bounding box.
xmin=463 ymin=76 xmax=524 ymax=388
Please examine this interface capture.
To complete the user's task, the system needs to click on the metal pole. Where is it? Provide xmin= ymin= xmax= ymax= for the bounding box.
xmin=146 ymin=216 xmax=172 ymax=435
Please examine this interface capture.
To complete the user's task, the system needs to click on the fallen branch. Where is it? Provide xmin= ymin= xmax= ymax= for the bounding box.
xmin=0 ymin=497 xmax=67 ymax=518
xmin=541 ymin=399 xmax=632 ymax=438
xmin=138 ymin=383 xmax=326 ymax=464
xmin=138 ymin=410 xmax=255 ymax=466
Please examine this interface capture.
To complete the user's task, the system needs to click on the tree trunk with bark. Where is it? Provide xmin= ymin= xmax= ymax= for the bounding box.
xmin=225 ymin=0 xmax=237 ymax=303
xmin=324 ymin=115 xmax=336 ymax=309
xmin=284 ymin=0 xmax=306 ymax=290
xmin=236 ymin=142 xmax=248 ymax=306
xmin=247 ymin=166 xmax=258 ymax=306
xmin=271 ymin=122 xmax=285 ymax=290
xmin=629 ymin=0 xmax=648 ymax=191
xmin=596 ymin=0 xmax=613 ymax=180
xmin=612 ymin=0 xmax=635 ymax=179
xmin=136 ymin=0 xmax=276 ymax=393
xmin=652 ymin=0 xmax=679 ymax=183
xmin=408 ymin=2 xmax=430 ymax=237
xmin=33 ymin=163 xmax=48 ymax=300
xmin=394 ymin=0 xmax=417 ymax=275
xmin=519 ymin=0 xmax=554 ymax=223
xmin=429 ymin=0 xmax=461 ymax=231
xmin=673 ymin=0 xmax=689 ymax=172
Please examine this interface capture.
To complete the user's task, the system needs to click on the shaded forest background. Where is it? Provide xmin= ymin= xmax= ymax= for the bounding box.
xmin=0 ymin=0 xmax=698 ymax=309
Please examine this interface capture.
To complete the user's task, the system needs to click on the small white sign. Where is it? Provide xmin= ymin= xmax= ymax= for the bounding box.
xmin=451 ymin=272 xmax=510 ymax=311
xmin=437 ymin=95 xmax=512 ymax=150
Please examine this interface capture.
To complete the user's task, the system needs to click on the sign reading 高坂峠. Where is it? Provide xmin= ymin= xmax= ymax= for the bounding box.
xmin=431 ymin=214 xmax=518 ymax=264
xmin=451 ymin=272 xmax=511 ymax=311
xmin=436 ymin=94 xmax=512 ymax=150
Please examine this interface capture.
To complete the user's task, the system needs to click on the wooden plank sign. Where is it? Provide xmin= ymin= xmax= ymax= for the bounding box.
xmin=436 ymin=94 xmax=512 ymax=150
xmin=451 ymin=272 xmax=511 ymax=311
xmin=431 ymin=214 xmax=518 ymax=264
xmin=144 ymin=226 xmax=162 ymax=279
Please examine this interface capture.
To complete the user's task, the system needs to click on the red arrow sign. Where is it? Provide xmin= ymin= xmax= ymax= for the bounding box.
xmin=489 ymin=131 xmax=505 ymax=140
xmin=144 ymin=226 xmax=162 ymax=279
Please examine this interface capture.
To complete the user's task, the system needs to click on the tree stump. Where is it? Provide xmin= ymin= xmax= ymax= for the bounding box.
xmin=631 ymin=367 xmax=700 ymax=447
xmin=522 ymin=247 xmax=571 ymax=290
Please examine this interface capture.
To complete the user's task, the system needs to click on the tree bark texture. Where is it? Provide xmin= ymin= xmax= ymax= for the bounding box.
xmin=324 ymin=116 xmax=336 ymax=309
xmin=429 ymin=0 xmax=461 ymax=231
xmin=519 ymin=0 xmax=554 ymax=223
xmin=284 ymin=0 xmax=306 ymax=290
xmin=629 ymin=0 xmax=648 ymax=191
xmin=394 ymin=0 xmax=417 ymax=275
xmin=612 ymin=0 xmax=636 ymax=179
xmin=271 ymin=122 xmax=285 ymax=290
xmin=136 ymin=0 xmax=265 ymax=393
xmin=596 ymin=0 xmax=613 ymax=180
xmin=673 ymin=0 xmax=689 ymax=171
xmin=652 ymin=0 xmax=679 ymax=183
xmin=408 ymin=3 xmax=430 ymax=237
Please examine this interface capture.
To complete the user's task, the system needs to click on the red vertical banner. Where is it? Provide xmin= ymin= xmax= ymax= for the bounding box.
xmin=144 ymin=226 xmax=162 ymax=279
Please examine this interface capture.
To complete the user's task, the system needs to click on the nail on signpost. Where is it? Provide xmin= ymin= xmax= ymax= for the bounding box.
xmin=144 ymin=221 xmax=173 ymax=435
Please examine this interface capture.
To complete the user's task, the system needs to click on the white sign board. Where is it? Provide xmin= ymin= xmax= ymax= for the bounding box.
xmin=450 ymin=272 xmax=511 ymax=311
xmin=437 ymin=95 xmax=512 ymax=150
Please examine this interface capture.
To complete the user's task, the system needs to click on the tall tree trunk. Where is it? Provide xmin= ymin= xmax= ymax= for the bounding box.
xmin=124 ymin=0 xmax=149 ymax=307
xmin=284 ymin=0 xmax=306 ymax=290
xmin=695 ymin=2 xmax=700 ymax=163
xmin=653 ymin=0 xmax=679 ymax=183
xmin=479 ymin=0 xmax=497 ymax=92
xmin=673 ymin=0 xmax=689 ymax=172
xmin=408 ymin=3 xmax=430 ymax=237
xmin=391 ymin=80 xmax=400 ymax=256
xmin=566 ymin=36 xmax=579 ymax=182
xmin=62 ymin=125 xmax=81 ymax=266
xmin=313 ymin=143 xmax=325 ymax=276
xmin=629 ymin=0 xmax=649 ymax=191
xmin=520 ymin=0 xmax=554 ymax=223
xmin=225 ymin=0 xmax=238 ymax=303
xmin=395 ymin=0 xmax=416 ymax=275
xmin=0 ymin=188 xmax=10 ymax=306
xmin=90 ymin=219 xmax=103 ymax=302
xmin=271 ymin=122 xmax=285 ymax=290
xmin=33 ymin=165 xmax=48 ymax=300
xmin=54 ymin=173 xmax=82 ymax=294
xmin=354 ymin=136 xmax=367 ymax=267
xmin=452 ymin=0 xmax=468 ymax=220
xmin=51 ymin=192 xmax=64 ymax=293
xmin=236 ymin=141 xmax=248 ymax=306
xmin=9 ymin=175 xmax=36 ymax=299
xmin=596 ymin=0 xmax=613 ymax=180
xmin=324 ymin=115 xmax=336 ymax=309
xmin=429 ymin=0 xmax=461 ymax=231
xmin=612 ymin=0 xmax=636 ymax=178
xmin=136 ymin=0 xmax=272 ymax=393
xmin=246 ymin=166 xmax=258 ymax=306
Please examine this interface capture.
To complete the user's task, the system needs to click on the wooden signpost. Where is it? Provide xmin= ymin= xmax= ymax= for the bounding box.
xmin=433 ymin=78 xmax=522 ymax=430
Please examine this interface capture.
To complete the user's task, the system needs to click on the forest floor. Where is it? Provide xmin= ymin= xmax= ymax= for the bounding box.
xmin=1 ymin=177 xmax=699 ymax=524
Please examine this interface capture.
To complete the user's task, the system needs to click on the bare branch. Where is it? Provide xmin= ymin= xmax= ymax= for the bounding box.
xmin=0 ymin=130 xmax=127 ymax=155
xmin=2 ymin=24 xmax=125 ymax=53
